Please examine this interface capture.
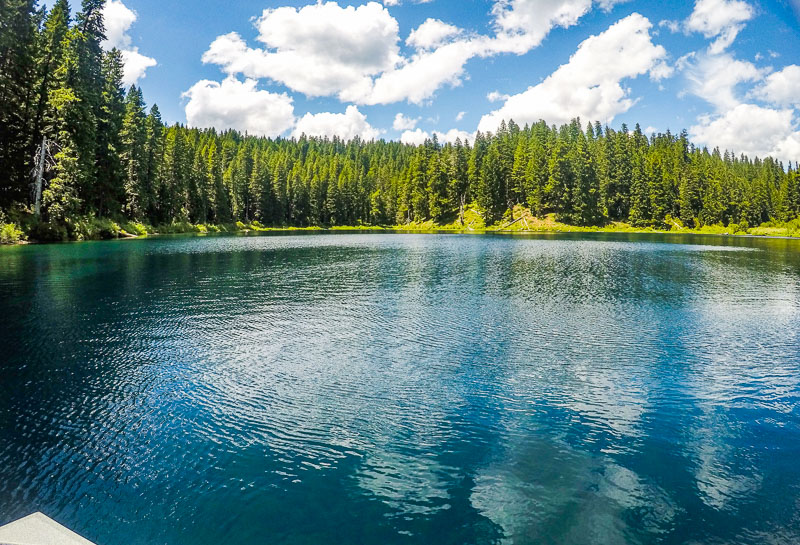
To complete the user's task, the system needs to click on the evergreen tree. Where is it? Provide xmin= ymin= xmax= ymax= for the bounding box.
xmin=0 ymin=4 xmax=798 ymax=246
xmin=120 ymin=85 xmax=148 ymax=218
xmin=0 ymin=0 xmax=40 ymax=207
xmin=94 ymin=48 xmax=125 ymax=216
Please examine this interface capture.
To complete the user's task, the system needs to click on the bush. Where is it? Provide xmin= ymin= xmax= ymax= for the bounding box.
xmin=157 ymin=221 xmax=200 ymax=234
xmin=121 ymin=221 xmax=149 ymax=237
xmin=30 ymin=221 xmax=68 ymax=242
xmin=0 ymin=223 xmax=25 ymax=244
xmin=68 ymin=217 xmax=122 ymax=240
xmin=664 ymin=215 xmax=684 ymax=231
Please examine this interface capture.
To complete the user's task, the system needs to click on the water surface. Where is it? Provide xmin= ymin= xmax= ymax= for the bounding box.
xmin=1 ymin=232 xmax=799 ymax=545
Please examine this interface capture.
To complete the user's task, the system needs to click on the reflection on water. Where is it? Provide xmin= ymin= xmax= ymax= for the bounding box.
xmin=0 ymin=232 xmax=799 ymax=545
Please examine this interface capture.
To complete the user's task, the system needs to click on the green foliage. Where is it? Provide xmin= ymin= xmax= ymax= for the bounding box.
xmin=68 ymin=216 xmax=122 ymax=241
xmin=120 ymin=221 xmax=148 ymax=237
xmin=0 ymin=223 xmax=25 ymax=244
xmin=1 ymin=3 xmax=800 ymax=243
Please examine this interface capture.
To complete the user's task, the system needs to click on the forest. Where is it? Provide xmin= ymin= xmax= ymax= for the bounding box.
xmin=2 ymin=0 xmax=800 ymax=243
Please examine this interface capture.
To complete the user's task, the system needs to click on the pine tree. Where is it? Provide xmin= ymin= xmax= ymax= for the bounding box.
xmin=447 ymin=140 xmax=469 ymax=224
xmin=42 ymin=25 xmax=84 ymax=228
xmin=478 ymin=142 xmax=505 ymax=223
xmin=94 ymin=48 xmax=126 ymax=216
xmin=72 ymin=0 xmax=107 ymax=210
xmin=33 ymin=0 xmax=70 ymax=157
xmin=120 ymin=85 xmax=148 ymax=218
xmin=547 ymin=137 xmax=574 ymax=220
xmin=571 ymin=134 xmax=602 ymax=226
xmin=143 ymin=105 xmax=164 ymax=220
xmin=427 ymin=152 xmax=449 ymax=223
xmin=0 ymin=0 xmax=40 ymax=208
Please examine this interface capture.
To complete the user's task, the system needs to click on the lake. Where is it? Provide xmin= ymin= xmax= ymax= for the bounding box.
xmin=1 ymin=232 xmax=799 ymax=545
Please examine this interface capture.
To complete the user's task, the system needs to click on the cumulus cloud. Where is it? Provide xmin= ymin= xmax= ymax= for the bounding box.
xmin=436 ymin=128 xmax=474 ymax=143
xmin=685 ymin=0 xmax=754 ymax=54
xmin=683 ymin=53 xmax=765 ymax=111
xmin=293 ymin=106 xmax=382 ymax=140
xmin=487 ymin=91 xmax=510 ymax=102
xmin=690 ymin=104 xmax=800 ymax=160
xmin=478 ymin=13 xmax=667 ymax=132
xmin=751 ymin=65 xmax=800 ymax=108
xmin=202 ymin=2 xmax=401 ymax=101
xmin=401 ymin=127 xmax=473 ymax=145
xmin=393 ymin=113 xmax=419 ymax=130
xmin=198 ymin=0 xmax=638 ymax=108
xmin=489 ymin=0 xmax=593 ymax=54
xmin=183 ymin=77 xmax=295 ymax=137
xmin=102 ymin=0 xmax=137 ymax=50
xmin=101 ymin=0 xmax=156 ymax=86
xmin=120 ymin=50 xmax=157 ymax=87
xmin=401 ymin=128 xmax=430 ymax=145
xmin=407 ymin=19 xmax=461 ymax=50
xmin=361 ymin=39 xmax=482 ymax=105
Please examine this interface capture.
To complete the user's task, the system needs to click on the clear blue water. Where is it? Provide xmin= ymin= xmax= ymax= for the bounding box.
xmin=1 ymin=232 xmax=799 ymax=545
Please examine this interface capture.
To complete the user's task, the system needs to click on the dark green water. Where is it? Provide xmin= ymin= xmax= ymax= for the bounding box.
xmin=1 ymin=232 xmax=799 ymax=545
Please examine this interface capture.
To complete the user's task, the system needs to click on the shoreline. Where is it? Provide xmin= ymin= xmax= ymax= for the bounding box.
xmin=5 ymin=206 xmax=800 ymax=245
xmin=5 ymin=223 xmax=800 ymax=247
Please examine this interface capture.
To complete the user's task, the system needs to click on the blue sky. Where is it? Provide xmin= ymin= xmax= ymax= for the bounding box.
xmin=45 ymin=0 xmax=800 ymax=160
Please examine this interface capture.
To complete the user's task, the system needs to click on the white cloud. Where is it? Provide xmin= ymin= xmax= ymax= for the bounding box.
xmin=596 ymin=0 xmax=631 ymax=9
xmin=120 ymin=49 xmax=157 ymax=87
xmin=690 ymin=104 xmax=800 ymax=161
xmin=435 ymin=128 xmax=474 ymax=144
xmin=659 ymin=19 xmax=681 ymax=33
xmin=183 ymin=77 xmax=295 ymax=137
xmin=487 ymin=91 xmax=510 ymax=102
xmin=393 ymin=113 xmax=419 ymax=130
xmin=400 ymin=127 xmax=473 ymax=145
xmin=683 ymin=53 xmax=765 ymax=111
xmin=102 ymin=0 xmax=137 ymax=50
xmin=360 ymin=39 xmax=483 ymax=105
xmin=479 ymin=13 xmax=667 ymax=132
xmin=455 ymin=111 xmax=466 ymax=121
xmin=751 ymin=65 xmax=800 ymax=108
xmin=199 ymin=0 xmax=637 ymax=108
xmin=489 ymin=0 xmax=593 ymax=54
xmin=401 ymin=128 xmax=430 ymax=145
xmin=101 ymin=0 xmax=156 ymax=86
xmin=488 ymin=0 xmax=635 ymax=54
xmin=202 ymin=2 xmax=401 ymax=101
xmin=293 ymin=106 xmax=382 ymax=140
xmin=407 ymin=19 xmax=461 ymax=50
xmin=685 ymin=0 xmax=754 ymax=54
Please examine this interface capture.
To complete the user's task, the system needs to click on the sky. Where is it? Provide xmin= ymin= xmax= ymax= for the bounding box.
xmin=43 ymin=0 xmax=800 ymax=161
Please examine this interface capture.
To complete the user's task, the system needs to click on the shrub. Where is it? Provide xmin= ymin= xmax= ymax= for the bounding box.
xmin=68 ymin=217 xmax=122 ymax=240
xmin=0 ymin=223 xmax=24 ymax=244
xmin=158 ymin=221 xmax=200 ymax=234
xmin=121 ymin=222 xmax=149 ymax=237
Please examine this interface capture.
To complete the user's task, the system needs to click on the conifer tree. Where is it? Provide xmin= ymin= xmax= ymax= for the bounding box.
xmin=120 ymin=85 xmax=148 ymax=218
xmin=0 ymin=0 xmax=40 ymax=207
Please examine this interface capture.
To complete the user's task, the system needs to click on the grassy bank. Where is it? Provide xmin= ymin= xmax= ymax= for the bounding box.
xmin=392 ymin=206 xmax=800 ymax=239
xmin=3 ymin=206 xmax=800 ymax=246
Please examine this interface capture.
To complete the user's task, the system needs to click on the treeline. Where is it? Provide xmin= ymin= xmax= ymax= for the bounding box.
xmin=2 ymin=1 xmax=800 ymax=241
